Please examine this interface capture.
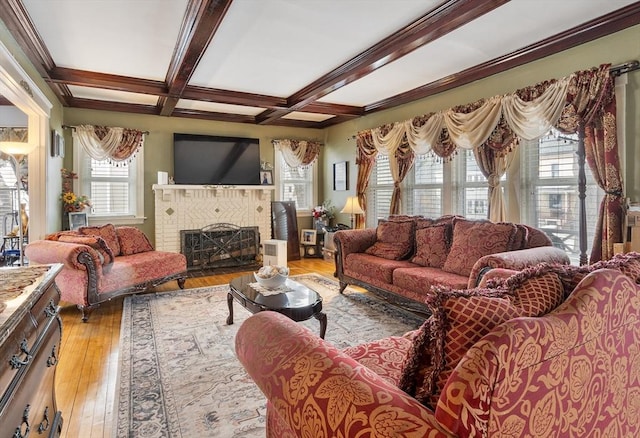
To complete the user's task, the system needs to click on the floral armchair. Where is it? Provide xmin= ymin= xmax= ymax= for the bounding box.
xmin=235 ymin=255 xmax=640 ymax=437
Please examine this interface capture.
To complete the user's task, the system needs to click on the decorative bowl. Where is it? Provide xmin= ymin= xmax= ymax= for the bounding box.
xmin=253 ymin=272 xmax=288 ymax=289
xmin=254 ymin=265 xmax=289 ymax=288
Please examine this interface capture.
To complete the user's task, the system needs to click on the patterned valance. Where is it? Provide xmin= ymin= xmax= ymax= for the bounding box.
xmin=272 ymin=139 xmax=322 ymax=168
xmin=72 ymin=125 xmax=145 ymax=164
xmin=358 ymin=64 xmax=611 ymax=160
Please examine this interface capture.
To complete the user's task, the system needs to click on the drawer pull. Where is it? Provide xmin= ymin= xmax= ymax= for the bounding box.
xmin=13 ymin=404 xmax=30 ymax=438
xmin=44 ymin=300 xmax=58 ymax=318
xmin=38 ymin=407 xmax=50 ymax=433
xmin=47 ymin=344 xmax=58 ymax=367
xmin=9 ymin=339 xmax=32 ymax=369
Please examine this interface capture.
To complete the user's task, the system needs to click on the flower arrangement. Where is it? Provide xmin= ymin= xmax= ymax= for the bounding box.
xmin=61 ymin=168 xmax=91 ymax=213
xmin=312 ymin=200 xmax=335 ymax=221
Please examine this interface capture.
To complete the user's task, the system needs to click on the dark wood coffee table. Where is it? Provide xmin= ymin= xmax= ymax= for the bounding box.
xmin=227 ymin=273 xmax=327 ymax=339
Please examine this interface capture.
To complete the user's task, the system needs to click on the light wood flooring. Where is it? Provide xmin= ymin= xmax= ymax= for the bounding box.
xmin=56 ymin=257 xmax=336 ymax=438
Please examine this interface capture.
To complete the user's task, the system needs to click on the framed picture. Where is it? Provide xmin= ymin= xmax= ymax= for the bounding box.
xmin=50 ymin=130 xmax=65 ymax=157
xmin=260 ymin=170 xmax=273 ymax=185
xmin=68 ymin=212 xmax=88 ymax=230
xmin=301 ymin=229 xmax=317 ymax=245
xmin=333 ymin=161 xmax=348 ymax=191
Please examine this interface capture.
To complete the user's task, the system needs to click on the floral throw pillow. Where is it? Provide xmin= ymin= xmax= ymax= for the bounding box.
xmin=442 ymin=218 xmax=517 ymax=277
xmin=364 ymin=219 xmax=415 ymax=260
xmin=78 ymin=223 xmax=121 ymax=256
xmin=116 ymin=226 xmax=154 ymax=255
xmin=411 ymin=224 xmax=449 ymax=268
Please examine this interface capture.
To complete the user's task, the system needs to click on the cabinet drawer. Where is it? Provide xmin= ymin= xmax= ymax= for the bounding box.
xmin=30 ymin=283 xmax=60 ymax=337
xmin=0 ymin=317 xmax=62 ymax=437
xmin=0 ymin=314 xmax=37 ymax=400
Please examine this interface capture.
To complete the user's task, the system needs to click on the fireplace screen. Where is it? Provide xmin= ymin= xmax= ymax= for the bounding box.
xmin=181 ymin=223 xmax=259 ymax=270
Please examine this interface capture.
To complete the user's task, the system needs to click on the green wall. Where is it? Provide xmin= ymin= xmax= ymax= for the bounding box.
xmin=63 ymin=108 xmax=323 ymax=239
xmin=324 ymin=25 xmax=640 ymax=225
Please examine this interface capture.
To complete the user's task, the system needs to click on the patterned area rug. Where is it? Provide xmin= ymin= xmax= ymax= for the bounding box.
xmin=114 ymin=273 xmax=424 ymax=437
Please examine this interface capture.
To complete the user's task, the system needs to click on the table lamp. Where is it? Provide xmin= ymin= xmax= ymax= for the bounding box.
xmin=340 ymin=196 xmax=364 ymax=229
xmin=0 ymin=140 xmax=37 ymax=266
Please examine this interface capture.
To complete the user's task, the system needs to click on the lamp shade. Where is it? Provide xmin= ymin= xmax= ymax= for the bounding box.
xmin=340 ymin=196 xmax=364 ymax=215
xmin=0 ymin=141 xmax=37 ymax=155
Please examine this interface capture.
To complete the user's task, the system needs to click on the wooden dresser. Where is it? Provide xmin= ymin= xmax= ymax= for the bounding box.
xmin=0 ymin=264 xmax=63 ymax=438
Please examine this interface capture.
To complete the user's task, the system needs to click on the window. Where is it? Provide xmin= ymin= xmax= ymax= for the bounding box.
xmin=455 ymin=149 xmax=490 ymax=219
xmin=366 ymin=155 xmax=394 ymax=227
xmin=74 ymin=144 xmax=144 ymax=225
xmin=521 ymin=130 xmax=603 ymax=264
xmin=275 ymin=151 xmax=317 ymax=214
xmin=409 ymin=156 xmax=443 ymax=218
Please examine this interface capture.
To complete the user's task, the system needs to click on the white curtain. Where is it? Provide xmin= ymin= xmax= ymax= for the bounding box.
xmin=272 ymin=139 xmax=321 ymax=168
xmin=360 ymin=72 xmax=574 ymax=157
xmin=72 ymin=125 xmax=144 ymax=163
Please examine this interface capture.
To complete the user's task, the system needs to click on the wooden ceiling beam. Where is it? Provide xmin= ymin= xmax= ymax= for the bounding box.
xmin=48 ymin=67 xmax=169 ymax=96
xmin=160 ymin=0 xmax=234 ymax=116
xmin=255 ymin=0 xmax=509 ymax=124
xmin=365 ymin=2 xmax=640 ymax=114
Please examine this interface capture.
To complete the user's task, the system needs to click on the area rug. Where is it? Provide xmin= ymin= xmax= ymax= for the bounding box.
xmin=114 ymin=273 xmax=424 ymax=438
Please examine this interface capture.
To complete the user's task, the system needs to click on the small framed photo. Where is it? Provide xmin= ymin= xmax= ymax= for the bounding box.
xmin=260 ymin=170 xmax=273 ymax=185
xmin=333 ymin=161 xmax=348 ymax=191
xmin=301 ymin=229 xmax=317 ymax=245
xmin=51 ymin=130 xmax=65 ymax=158
xmin=69 ymin=212 xmax=88 ymax=230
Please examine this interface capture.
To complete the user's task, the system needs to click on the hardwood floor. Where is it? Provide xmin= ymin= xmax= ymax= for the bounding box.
xmin=56 ymin=257 xmax=336 ymax=438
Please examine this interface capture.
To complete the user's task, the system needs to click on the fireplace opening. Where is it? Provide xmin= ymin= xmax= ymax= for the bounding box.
xmin=180 ymin=223 xmax=259 ymax=271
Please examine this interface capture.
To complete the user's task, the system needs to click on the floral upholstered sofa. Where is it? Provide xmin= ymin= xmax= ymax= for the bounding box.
xmin=334 ymin=215 xmax=570 ymax=307
xmin=236 ymin=252 xmax=640 ymax=437
xmin=25 ymin=224 xmax=187 ymax=321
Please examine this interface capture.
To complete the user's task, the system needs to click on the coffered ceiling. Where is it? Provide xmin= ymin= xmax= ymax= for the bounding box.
xmin=1 ymin=0 xmax=638 ymax=128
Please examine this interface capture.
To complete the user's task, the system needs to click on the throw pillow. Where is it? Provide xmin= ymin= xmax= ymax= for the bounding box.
xmin=399 ymin=266 xmax=566 ymax=410
xmin=79 ymin=223 xmax=121 ymax=256
xmin=442 ymin=218 xmax=517 ymax=277
xmin=116 ymin=226 xmax=154 ymax=255
xmin=57 ymin=234 xmax=115 ymax=271
xmin=364 ymin=219 xmax=415 ymax=260
xmin=411 ymin=223 xmax=449 ymax=268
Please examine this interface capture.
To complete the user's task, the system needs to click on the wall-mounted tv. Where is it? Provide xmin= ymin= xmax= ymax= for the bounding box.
xmin=173 ymin=133 xmax=261 ymax=185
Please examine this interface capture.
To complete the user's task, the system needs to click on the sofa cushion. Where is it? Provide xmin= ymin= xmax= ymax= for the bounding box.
xmin=392 ymin=266 xmax=468 ymax=293
xmin=442 ymin=218 xmax=517 ymax=277
xmin=116 ymin=226 xmax=154 ymax=255
xmin=57 ymin=234 xmax=115 ymax=271
xmin=345 ymin=253 xmax=417 ymax=284
xmin=399 ymin=266 xmax=566 ymax=409
xmin=365 ymin=219 xmax=415 ymax=260
xmin=79 ymin=223 xmax=121 ymax=256
xmin=411 ymin=223 xmax=450 ymax=268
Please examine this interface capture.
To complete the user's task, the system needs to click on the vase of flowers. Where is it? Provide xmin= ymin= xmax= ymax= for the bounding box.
xmin=312 ymin=201 xmax=334 ymax=232
xmin=61 ymin=168 xmax=91 ymax=229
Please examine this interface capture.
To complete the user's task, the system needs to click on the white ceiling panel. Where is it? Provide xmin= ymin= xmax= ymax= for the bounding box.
xmin=23 ymin=0 xmax=188 ymax=81
xmin=67 ymin=85 xmax=158 ymax=106
xmin=189 ymin=0 xmax=439 ymax=96
xmin=176 ymin=99 xmax=265 ymax=116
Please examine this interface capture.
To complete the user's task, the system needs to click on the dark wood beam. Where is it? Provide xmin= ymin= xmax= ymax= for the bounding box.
xmin=182 ymin=85 xmax=287 ymax=109
xmin=161 ymin=0 xmax=234 ymax=116
xmin=364 ymin=2 xmax=640 ymax=114
xmin=48 ymin=67 xmax=169 ymax=96
xmin=255 ymin=0 xmax=509 ymax=124
xmin=67 ymin=97 xmax=160 ymax=116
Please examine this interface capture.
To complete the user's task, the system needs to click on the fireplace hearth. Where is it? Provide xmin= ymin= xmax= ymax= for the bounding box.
xmin=181 ymin=223 xmax=259 ymax=271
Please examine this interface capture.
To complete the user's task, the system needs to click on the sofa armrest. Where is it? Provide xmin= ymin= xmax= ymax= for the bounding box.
xmin=25 ymin=240 xmax=103 ymax=274
xmin=333 ymin=228 xmax=377 ymax=276
xmin=235 ymin=311 xmax=449 ymax=438
xmin=467 ymin=246 xmax=571 ymax=288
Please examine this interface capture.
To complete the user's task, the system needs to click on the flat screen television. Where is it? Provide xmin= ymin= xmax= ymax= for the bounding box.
xmin=173 ymin=133 xmax=261 ymax=185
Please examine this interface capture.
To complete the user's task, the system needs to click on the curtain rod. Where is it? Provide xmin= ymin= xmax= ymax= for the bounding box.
xmin=610 ymin=60 xmax=639 ymax=77
xmin=62 ymin=125 xmax=149 ymax=135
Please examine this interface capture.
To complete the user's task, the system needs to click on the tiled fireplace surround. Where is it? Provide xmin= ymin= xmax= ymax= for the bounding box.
xmin=152 ymin=184 xmax=274 ymax=253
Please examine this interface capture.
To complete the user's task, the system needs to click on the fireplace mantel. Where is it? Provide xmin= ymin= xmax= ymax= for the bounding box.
xmin=152 ymin=184 xmax=275 ymax=252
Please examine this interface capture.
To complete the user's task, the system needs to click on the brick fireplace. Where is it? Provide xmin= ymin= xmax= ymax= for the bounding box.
xmin=152 ymin=184 xmax=274 ymax=253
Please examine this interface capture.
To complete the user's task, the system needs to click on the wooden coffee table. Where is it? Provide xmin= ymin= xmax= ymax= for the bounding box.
xmin=227 ymin=273 xmax=327 ymax=339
